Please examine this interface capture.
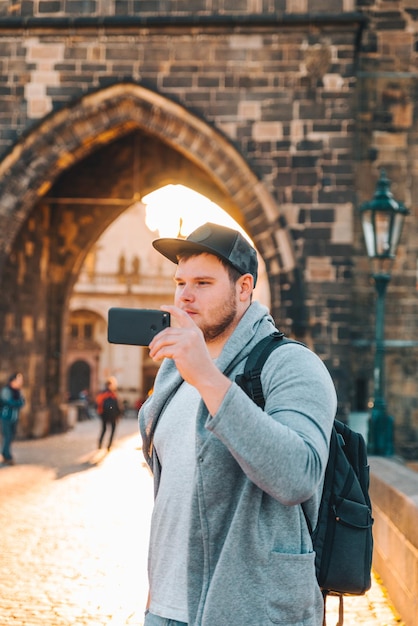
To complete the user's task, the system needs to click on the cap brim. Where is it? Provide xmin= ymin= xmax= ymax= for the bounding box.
xmin=152 ymin=237 xmax=227 ymax=265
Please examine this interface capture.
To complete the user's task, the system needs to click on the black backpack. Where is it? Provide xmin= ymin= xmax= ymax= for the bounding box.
xmin=236 ymin=332 xmax=374 ymax=626
xmin=102 ymin=395 xmax=120 ymax=420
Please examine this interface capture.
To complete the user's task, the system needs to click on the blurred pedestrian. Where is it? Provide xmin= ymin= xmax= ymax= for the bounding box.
xmin=1 ymin=372 xmax=25 ymax=465
xmin=78 ymin=389 xmax=90 ymax=420
xmin=96 ymin=376 xmax=122 ymax=451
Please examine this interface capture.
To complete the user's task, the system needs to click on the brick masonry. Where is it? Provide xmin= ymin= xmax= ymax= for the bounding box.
xmin=0 ymin=1 xmax=416 ymax=454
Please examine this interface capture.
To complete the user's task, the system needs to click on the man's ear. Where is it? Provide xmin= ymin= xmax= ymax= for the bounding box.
xmin=237 ymin=274 xmax=254 ymax=301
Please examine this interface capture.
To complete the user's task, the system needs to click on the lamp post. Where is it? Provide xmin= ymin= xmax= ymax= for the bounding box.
xmin=359 ymin=170 xmax=409 ymax=455
xmin=360 ymin=170 xmax=409 ymax=456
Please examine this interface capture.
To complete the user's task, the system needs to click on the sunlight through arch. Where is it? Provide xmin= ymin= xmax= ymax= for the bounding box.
xmin=142 ymin=184 xmax=270 ymax=307
xmin=143 ymin=184 xmax=247 ymax=238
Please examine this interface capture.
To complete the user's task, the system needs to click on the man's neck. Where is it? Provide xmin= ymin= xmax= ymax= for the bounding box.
xmin=207 ymin=340 xmax=225 ymax=359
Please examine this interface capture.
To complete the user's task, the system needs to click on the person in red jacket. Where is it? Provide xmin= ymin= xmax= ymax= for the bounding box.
xmin=96 ymin=376 xmax=122 ymax=451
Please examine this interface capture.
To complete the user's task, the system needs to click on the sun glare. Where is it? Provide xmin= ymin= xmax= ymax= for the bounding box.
xmin=142 ymin=184 xmax=270 ymax=307
xmin=142 ymin=184 xmax=249 ymax=240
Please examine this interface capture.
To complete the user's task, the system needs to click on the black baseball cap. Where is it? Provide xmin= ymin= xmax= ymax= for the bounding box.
xmin=152 ymin=222 xmax=258 ymax=285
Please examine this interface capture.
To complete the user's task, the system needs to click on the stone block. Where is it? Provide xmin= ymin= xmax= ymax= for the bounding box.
xmin=370 ymin=458 xmax=418 ymax=626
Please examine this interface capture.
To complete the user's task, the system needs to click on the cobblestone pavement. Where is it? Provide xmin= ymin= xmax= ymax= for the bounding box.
xmin=0 ymin=418 xmax=404 ymax=626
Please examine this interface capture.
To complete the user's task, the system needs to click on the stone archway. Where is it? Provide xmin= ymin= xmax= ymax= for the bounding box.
xmin=0 ymin=82 xmax=300 ymax=435
xmin=0 ymin=82 xmax=295 ymax=274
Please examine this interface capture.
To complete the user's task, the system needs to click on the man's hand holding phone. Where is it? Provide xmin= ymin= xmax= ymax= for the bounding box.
xmin=149 ymin=306 xmax=232 ymax=415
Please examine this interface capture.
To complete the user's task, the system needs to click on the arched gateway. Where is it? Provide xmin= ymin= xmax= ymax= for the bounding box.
xmin=0 ymin=83 xmax=297 ymax=436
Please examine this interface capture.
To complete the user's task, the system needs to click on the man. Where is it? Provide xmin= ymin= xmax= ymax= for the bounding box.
xmin=139 ymin=222 xmax=337 ymax=626
xmin=96 ymin=376 xmax=122 ymax=450
xmin=1 ymin=371 xmax=25 ymax=465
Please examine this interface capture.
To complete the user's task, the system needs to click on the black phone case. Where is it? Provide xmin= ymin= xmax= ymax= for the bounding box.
xmin=107 ymin=308 xmax=170 ymax=346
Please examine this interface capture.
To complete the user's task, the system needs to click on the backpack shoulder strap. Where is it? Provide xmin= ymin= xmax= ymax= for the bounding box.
xmin=236 ymin=331 xmax=306 ymax=409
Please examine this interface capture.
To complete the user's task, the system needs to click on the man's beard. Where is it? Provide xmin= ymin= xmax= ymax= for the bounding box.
xmin=200 ymin=291 xmax=238 ymax=343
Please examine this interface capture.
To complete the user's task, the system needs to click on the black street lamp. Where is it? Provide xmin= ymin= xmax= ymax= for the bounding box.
xmin=359 ymin=170 xmax=410 ymax=456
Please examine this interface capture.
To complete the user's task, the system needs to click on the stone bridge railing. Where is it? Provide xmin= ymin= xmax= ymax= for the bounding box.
xmin=370 ymin=458 xmax=418 ymax=626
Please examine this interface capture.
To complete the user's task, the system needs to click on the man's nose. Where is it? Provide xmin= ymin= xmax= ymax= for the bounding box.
xmin=180 ymin=285 xmax=194 ymax=301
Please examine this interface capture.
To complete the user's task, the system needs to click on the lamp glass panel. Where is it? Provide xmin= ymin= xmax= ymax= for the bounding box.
xmin=374 ymin=212 xmax=391 ymax=256
xmin=389 ymin=213 xmax=404 ymax=256
xmin=361 ymin=212 xmax=376 ymax=257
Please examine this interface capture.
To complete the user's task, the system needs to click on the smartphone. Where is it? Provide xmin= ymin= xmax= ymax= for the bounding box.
xmin=107 ymin=308 xmax=171 ymax=346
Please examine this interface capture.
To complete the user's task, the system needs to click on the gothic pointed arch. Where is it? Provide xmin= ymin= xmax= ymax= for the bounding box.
xmin=0 ymin=82 xmax=296 ymax=285
xmin=0 ymin=82 xmax=308 ymax=437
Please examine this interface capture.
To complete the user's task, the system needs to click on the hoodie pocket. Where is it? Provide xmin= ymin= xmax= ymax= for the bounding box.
xmin=266 ymin=550 xmax=317 ymax=624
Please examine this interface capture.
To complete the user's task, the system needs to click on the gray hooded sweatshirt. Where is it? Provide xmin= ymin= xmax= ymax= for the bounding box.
xmin=140 ymin=301 xmax=337 ymax=626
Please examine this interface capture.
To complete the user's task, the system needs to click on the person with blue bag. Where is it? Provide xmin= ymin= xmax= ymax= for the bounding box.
xmin=1 ymin=371 xmax=25 ymax=465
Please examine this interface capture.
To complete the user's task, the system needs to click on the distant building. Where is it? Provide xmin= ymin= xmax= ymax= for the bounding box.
xmin=68 ymin=202 xmax=175 ymax=408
